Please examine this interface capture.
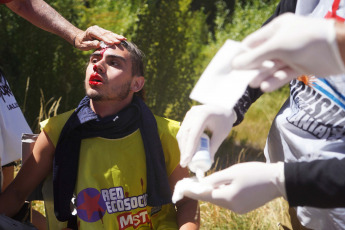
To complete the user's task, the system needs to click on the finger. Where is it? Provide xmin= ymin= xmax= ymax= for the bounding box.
xmin=201 ymin=168 xmax=234 ymax=187
xmin=232 ymin=20 xmax=284 ymax=70
xmin=177 ymin=109 xmax=200 ymax=167
xmin=260 ymin=67 xmax=298 ymax=92
xmin=232 ymin=40 xmax=281 ymax=70
xmin=75 ymin=40 xmax=100 ymax=51
xmin=172 ymin=177 xmax=213 ymax=203
xmin=85 ymin=26 xmax=126 ymax=44
xmin=182 ymin=114 xmax=210 ymax=165
xmin=183 ymin=190 xmax=212 ymax=201
xmin=179 ymin=114 xmax=208 ymax=167
xmin=249 ymin=60 xmax=286 ymax=88
xmin=241 ymin=13 xmax=293 ymax=48
xmin=177 ymin=127 xmax=191 ymax=168
xmin=209 ymin=130 xmax=228 ymax=157
xmin=177 ymin=111 xmax=195 ymax=167
xmin=241 ymin=19 xmax=279 ymax=48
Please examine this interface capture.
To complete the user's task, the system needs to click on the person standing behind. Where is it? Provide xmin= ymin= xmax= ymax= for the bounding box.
xmin=0 ymin=41 xmax=199 ymax=230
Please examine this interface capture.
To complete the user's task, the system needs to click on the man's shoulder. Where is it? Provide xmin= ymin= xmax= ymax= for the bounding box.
xmin=154 ymin=115 xmax=180 ymax=139
xmin=154 ymin=115 xmax=180 ymax=129
xmin=40 ymin=109 xmax=74 ymax=129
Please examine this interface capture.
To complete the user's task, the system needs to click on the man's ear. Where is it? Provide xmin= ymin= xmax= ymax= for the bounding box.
xmin=131 ymin=76 xmax=145 ymax=92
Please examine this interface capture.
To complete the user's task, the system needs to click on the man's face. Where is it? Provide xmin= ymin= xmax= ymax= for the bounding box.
xmin=85 ymin=44 xmax=135 ymax=102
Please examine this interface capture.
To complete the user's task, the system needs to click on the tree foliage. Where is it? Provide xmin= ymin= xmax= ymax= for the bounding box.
xmin=0 ymin=0 xmax=279 ymax=130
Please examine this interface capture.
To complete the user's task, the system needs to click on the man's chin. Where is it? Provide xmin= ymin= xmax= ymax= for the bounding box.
xmin=86 ymin=92 xmax=103 ymax=101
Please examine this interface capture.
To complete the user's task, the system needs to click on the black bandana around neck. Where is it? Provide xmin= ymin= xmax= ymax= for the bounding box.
xmin=53 ymin=96 xmax=172 ymax=222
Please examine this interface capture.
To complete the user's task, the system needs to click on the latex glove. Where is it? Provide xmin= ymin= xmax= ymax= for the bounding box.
xmin=232 ymin=13 xmax=345 ymax=92
xmin=173 ymin=162 xmax=286 ymax=214
xmin=177 ymin=105 xmax=236 ymax=168
xmin=74 ymin=25 xmax=126 ymax=51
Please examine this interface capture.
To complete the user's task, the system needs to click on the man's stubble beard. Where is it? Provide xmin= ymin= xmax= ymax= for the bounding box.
xmin=86 ymin=80 xmax=132 ymax=102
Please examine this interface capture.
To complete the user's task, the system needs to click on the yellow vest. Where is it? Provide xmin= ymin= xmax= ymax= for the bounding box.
xmin=41 ymin=110 xmax=181 ymax=230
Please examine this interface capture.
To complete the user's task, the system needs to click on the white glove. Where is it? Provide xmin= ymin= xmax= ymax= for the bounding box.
xmin=177 ymin=105 xmax=236 ymax=168
xmin=173 ymin=162 xmax=286 ymax=214
xmin=232 ymin=13 xmax=345 ymax=92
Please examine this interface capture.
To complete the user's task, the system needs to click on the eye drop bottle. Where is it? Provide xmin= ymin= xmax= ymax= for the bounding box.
xmin=188 ymin=133 xmax=212 ymax=180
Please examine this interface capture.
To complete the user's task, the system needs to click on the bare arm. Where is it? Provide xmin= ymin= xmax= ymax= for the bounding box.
xmin=0 ymin=130 xmax=54 ymax=216
xmin=169 ymin=165 xmax=200 ymax=230
xmin=5 ymin=0 xmax=125 ymax=50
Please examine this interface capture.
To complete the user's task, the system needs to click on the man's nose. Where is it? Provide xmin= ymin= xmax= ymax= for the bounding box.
xmin=93 ymin=65 xmax=98 ymax=72
xmin=93 ymin=63 xmax=105 ymax=73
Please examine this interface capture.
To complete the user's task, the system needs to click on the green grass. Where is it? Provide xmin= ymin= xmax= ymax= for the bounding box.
xmin=232 ymin=86 xmax=290 ymax=149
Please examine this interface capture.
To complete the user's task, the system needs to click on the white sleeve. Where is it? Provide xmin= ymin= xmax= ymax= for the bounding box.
xmin=0 ymin=74 xmax=32 ymax=166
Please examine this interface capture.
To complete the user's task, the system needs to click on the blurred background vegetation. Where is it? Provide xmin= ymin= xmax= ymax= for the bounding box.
xmin=2 ymin=0 xmax=293 ymax=228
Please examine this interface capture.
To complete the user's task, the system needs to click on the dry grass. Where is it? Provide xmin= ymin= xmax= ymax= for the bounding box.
xmin=16 ymin=91 xmax=61 ymax=217
xmin=200 ymin=198 xmax=290 ymax=230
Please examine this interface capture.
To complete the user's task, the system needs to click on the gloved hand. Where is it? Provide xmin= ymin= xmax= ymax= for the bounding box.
xmin=173 ymin=161 xmax=286 ymax=214
xmin=177 ymin=105 xmax=236 ymax=168
xmin=232 ymin=13 xmax=345 ymax=92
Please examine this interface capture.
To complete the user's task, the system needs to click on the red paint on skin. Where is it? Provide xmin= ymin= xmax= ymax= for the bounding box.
xmin=100 ymin=47 xmax=108 ymax=58
xmin=88 ymin=47 xmax=108 ymax=86
xmin=89 ymin=65 xmax=103 ymax=86
xmin=93 ymin=65 xmax=98 ymax=72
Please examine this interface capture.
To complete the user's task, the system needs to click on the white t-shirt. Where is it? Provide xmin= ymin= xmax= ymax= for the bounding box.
xmin=265 ymin=1 xmax=345 ymax=229
xmin=0 ymin=72 xmax=32 ymax=166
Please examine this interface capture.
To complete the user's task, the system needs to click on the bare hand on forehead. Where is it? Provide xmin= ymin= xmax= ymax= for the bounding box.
xmin=74 ymin=25 xmax=126 ymax=51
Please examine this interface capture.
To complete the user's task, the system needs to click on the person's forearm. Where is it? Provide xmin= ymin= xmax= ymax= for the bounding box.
xmin=233 ymin=86 xmax=263 ymax=126
xmin=1 ymin=165 xmax=14 ymax=192
xmin=6 ymin=0 xmax=82 ymax=45
xmin=285 ymin=158 xmax=345 ymax=208
xmin=176 ymin=198 xmax=199 ymax=230
xmin=0 ymin=184 xmax=27 ymax=216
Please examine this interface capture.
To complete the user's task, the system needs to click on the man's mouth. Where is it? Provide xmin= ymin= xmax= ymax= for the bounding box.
xmin=89 ymin=73 xmax=103 ymax=86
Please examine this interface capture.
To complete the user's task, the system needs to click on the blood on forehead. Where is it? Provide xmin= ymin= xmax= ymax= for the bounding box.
xmin=99 ymin=41 xmax=110 ymax=58
xmin=100 ymin=47 xmax=108 ymax=58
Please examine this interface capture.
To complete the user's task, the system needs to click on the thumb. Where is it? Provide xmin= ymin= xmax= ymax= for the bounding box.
xmin=76 ymin=40 xmax=101 ymax=51
xmin=202 ymin=167 xmax=235 ymax=187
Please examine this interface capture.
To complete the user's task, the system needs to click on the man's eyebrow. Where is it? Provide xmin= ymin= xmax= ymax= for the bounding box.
xmin=90 ymin=53 xmax=127 ymax=63
xmin=106 ymin=54 xmax=127 ymax=63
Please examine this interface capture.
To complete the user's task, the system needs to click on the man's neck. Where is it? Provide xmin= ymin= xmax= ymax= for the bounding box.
xmin=90 ymin=97 xmax=133 ymax=118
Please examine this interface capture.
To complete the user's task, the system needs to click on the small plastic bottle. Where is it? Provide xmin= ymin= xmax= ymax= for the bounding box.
xmin=188 ymin=133 xmax=212 ymax=180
